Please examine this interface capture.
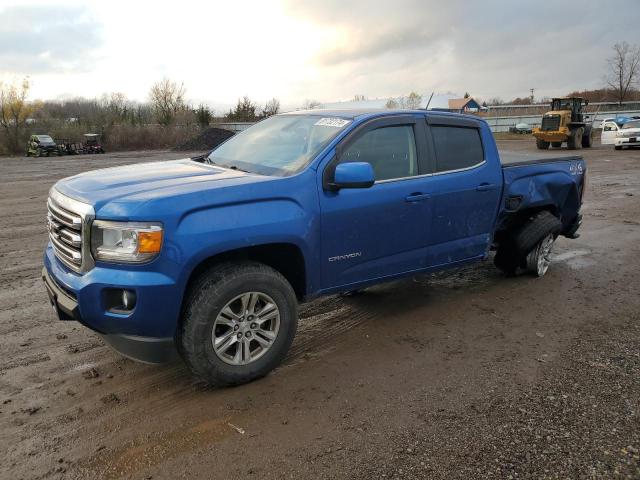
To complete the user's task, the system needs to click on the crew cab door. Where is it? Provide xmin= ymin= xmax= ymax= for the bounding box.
xmin=600 ymin=121 xmax=619 ymax=145
xmin=422 ymin=116 xmax=502 ymax=265
xmin=319 ymin=115 xmax=432 ymax=289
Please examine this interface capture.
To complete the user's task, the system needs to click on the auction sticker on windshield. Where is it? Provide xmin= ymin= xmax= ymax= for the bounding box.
xmin=314 ymin=118 xmax=351 ymax=128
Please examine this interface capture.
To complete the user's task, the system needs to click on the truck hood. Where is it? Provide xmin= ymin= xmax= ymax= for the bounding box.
xmin=54 ymin=159 xmax=259 ymax=210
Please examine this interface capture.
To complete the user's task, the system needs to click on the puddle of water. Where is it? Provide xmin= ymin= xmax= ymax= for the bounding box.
xmin=552 ymin=250 xmax=590 ymax=262
xmin=552 ymin=249 xmax=595 ymax=270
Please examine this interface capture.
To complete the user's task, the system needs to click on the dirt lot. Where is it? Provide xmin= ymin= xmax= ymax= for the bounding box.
xmin=1 ymin=141 xmax=639 ymax=479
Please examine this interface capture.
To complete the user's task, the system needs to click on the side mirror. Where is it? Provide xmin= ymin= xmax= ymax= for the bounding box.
xmin=332 ymin=162 xmax=375 ymax=189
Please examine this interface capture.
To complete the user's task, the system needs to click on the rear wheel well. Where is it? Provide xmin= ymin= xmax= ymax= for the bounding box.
xmin=185 ymin=243 xmax=307 ymax=301
xmin=494 ymin=206 xmax=559 ymax=246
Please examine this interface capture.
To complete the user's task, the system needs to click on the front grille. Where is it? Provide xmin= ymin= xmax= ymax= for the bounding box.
xmin=47 ymin=189 xmax=95 ymax=273
xmin=541 ymin=115 xmax=561 ymax=131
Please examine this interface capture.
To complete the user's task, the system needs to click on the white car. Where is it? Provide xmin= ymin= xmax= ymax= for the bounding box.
xmin=614 ymin=120 xmax=640 ymax=150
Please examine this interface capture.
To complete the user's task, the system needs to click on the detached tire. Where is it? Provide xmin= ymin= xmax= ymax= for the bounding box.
xmin=514 ymin=210 xmax=562 ymax=255
xmin=495 ymin=211 xmax=562 ymax=276
xmin=179 ymin=262 xmax=298 ymax=387
xmin=526 ymin=234 xmax=556 ymax=277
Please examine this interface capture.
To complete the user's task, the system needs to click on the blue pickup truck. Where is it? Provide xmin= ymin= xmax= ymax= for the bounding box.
xmin=43 ymin=109 xmax=585 ymax=385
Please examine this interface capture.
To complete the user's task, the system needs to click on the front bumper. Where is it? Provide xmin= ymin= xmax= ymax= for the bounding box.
xmin=533 ymin=127 xmax=569 ymax=143
xmin=43 ymin=245 xmax=181 ymax=363
xmin=615 ymin=137 xmax=640 ymax=147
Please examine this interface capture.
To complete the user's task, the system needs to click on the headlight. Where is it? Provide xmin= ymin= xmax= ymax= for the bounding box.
xmin=91 ymin=220 xmax=163 ymax=263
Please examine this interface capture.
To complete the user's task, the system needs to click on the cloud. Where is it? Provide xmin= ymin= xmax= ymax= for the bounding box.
xmin=0 ymin=5 xmax=103 ymax=74
xmin=284 ymin=0 xmax=640 ymax=100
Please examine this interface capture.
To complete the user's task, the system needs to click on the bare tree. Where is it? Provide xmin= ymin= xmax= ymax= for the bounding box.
xmin=0 ymin=77 xmax=39 ymax=153
xmin=385 ymin=98 xmax=399 ymax=109
xmin=353 ymin=94 xmax=366 ymax=102
xmin=149 ymin=78 xmax=186 ymax=126
xmin=606 ymin=41 xmax=640 ymax=104
xmin=262 ymin=98 xmax=280 ymax=117
xmin=302 ymin=99 xmax=322 ymax=110
xmin=398 ymin=91 xmax=422 ymax=109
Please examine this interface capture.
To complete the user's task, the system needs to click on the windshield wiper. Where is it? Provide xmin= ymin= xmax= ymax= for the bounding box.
xmin=225 ymin=165 xmax=251 ymax=173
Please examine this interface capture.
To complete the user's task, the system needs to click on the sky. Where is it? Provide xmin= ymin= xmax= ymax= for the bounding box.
xmin=0 ymin=0 xmax=639 ymax=111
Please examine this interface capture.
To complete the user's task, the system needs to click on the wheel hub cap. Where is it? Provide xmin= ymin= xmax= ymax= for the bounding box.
xmin=211 ymin=292 xmax=280 ymax=366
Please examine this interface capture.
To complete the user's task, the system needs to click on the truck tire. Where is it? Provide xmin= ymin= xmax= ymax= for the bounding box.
xmin=536 ymin=138 xmax=550 ymax=150
xmin=494 ymin=210 xmax=562 ymax=276
xmin=551 ymin=142 xmax=562 ymax=148
xmin=568 ymin=128 xmax=583 ymax=150
xmin=179 ymin=262 xmax=298 ymax=387
xmin=581 ymin=126 xmax=593 ymax=148
xmin=514 ymin=210 xmax=562 ymax=257
xmin=525 ymin=234 xmax=556 ymax=277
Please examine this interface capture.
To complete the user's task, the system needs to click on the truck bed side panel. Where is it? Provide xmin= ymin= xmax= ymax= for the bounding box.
xmin=498 ymin=159 xmax=585 ymax=231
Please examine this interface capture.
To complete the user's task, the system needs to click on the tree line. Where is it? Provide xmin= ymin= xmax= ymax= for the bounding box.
xmin=1 ymin=41 xmax=639 ymax=154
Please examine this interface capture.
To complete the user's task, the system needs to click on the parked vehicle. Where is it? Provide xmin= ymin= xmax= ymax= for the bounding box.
xmin=614 ymin=120 xmax=640 ymax=150
xmin=42 ymin=110 xmax=586 ymax=386
xmin=532 ymin=97 xmax=593 ymax=150
xmin=56 ymin=139 xmax=82 ymax=155
xmin=26 ymin=134 xmax=59 ymax=157
xmin=509 ymin=123 xmax=532 ymax=134
xmin=82 ymin=134 xmax=105 ymax=154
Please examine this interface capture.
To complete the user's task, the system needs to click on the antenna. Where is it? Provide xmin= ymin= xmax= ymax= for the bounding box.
xmin=425 ymin=91 xmax=434 ymax=110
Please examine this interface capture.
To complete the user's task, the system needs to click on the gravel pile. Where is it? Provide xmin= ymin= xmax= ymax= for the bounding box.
xmin=173 ymin=127 xmax=235 ymax=152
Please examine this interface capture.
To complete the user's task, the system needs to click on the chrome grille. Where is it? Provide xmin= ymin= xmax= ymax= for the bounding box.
xmin=47 ymin=188 xmax=95 ymax=273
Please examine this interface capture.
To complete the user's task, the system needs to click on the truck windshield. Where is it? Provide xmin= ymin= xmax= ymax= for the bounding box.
xmin=206 ymin=114 xmax=352 ymax=176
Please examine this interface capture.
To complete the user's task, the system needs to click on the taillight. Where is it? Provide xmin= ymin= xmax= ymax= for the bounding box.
xmin=580 ymin=166 xmax=587 ymax=201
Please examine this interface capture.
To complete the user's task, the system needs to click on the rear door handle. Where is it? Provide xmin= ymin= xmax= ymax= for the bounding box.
xmin=476 ymin=183 xmax=498 ymax=192
xmin=405 ymin=192 xmax=431 ymax=203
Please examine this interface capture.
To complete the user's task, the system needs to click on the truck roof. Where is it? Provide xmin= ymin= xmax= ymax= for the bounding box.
xmin=283 ymin=108 xmax=479 ymax=122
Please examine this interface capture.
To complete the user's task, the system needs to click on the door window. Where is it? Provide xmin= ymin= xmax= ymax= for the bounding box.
xmin=431 ymin=126 xmax=484 ymax=173
xmin=339 ymin=125 xmax=418 ymax=181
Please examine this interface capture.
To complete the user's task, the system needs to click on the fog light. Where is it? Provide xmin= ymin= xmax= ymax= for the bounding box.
xmin=122 ymin=290 xmax=136 ymax=310
xmin=104 ymin=288 xmax=136 ymax=314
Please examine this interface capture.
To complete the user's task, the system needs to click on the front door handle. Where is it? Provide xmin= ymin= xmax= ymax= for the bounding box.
xmin=476 ymin=183 xmax=498 ymax=192
xmin=405 ymin=192 xmax=431 ymax=203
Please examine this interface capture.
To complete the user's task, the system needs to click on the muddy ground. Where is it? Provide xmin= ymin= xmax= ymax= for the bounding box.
xmin=1 ymin=140 xmax=639 ymax=479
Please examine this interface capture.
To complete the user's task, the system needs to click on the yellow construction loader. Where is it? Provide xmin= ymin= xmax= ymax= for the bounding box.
xmin=532 ymin=97 xmax=593 ymax=150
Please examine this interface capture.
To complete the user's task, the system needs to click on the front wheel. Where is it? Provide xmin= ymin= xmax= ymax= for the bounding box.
xmin=614 ymin=145 xmax=623 ymax=150
xmin=526 ymin=234 xmax=556 ymax=277
xmin=536 ymin=138 xmax=550 ymax=150
xmin=179 ymin=262 xmax=298 ymax=386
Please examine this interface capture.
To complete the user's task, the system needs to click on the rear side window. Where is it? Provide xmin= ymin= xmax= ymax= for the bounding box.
xmin=431 ymin=126 xmax=484 ymax=173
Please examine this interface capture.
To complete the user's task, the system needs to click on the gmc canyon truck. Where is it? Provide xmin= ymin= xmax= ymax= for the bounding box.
xmin=43 ymin=109 xmax=585 ymax=386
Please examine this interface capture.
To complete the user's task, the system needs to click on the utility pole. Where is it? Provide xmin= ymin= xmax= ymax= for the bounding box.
xmin=530 ymin=88 xmax=535 ymax=104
